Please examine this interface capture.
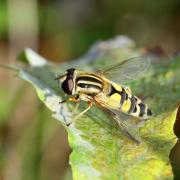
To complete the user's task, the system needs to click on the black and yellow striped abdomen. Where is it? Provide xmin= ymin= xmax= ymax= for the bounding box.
xmin=74 ymin=71 xmax=153 ymax=119
xmin=106 ymin=82 xmax=153 ymax=119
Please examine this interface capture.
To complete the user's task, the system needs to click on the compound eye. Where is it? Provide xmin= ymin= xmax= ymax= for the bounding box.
xmin=61 ymin=78 xmax=74 ymax=95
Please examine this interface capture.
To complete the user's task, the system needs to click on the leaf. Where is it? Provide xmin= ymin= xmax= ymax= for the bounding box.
xmin=2 ymin=36 xmax=179 ymax=180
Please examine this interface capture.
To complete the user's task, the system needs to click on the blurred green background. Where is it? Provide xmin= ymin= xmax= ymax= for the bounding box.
xmin=0 ymin=0 xmax=180 ymax=180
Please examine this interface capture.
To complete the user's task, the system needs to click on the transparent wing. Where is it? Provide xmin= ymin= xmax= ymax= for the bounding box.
xmin=96 ymin=56 xmax=150 ymax=84
xmin=92 ymin=96 xmax=142 ymax=144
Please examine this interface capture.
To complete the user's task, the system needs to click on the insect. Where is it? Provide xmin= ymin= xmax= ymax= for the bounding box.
xmin=55 ymin=57 xmax=153 ymax=143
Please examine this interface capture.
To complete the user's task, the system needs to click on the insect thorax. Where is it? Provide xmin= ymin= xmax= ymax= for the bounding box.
xmin=74 ymin=73 xmax=103 ymax=95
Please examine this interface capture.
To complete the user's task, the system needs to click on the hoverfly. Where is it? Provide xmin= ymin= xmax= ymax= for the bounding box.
xmin=55 ymin=57 xmax=153 ymax=143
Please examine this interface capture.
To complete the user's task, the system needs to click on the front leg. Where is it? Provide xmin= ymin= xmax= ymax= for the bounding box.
xmin=59 ymin=95 xmax=80 ymax=104
xmin=59 ymin=95 xmax=80 ymax=126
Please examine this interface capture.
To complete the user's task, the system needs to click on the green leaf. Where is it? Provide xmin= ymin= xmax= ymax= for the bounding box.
xmin=2 ymin=36 xmax=179 ymax=180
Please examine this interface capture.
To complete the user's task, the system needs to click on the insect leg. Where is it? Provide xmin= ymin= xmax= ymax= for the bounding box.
xmin=67 ymin=101 xmax=93 ymax=126
xmin=59 ymin=95 xmax=80 ymax=104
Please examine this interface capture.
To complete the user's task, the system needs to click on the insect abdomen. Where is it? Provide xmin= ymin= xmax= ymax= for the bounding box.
xmin=108 ymin=83 xmax=153 ymax=119
xmin=127 ymin=97 xmax=153 ymax=119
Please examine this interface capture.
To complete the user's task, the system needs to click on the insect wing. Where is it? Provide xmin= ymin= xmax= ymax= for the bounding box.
xmin=96 ymin=56 xmax=150 ymax=84
xmin=92 ymin=97 xmax=141 ymax=144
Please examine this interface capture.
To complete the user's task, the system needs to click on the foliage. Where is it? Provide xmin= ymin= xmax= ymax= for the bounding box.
xmin=2 ymin=36 xmax=179 ymax=180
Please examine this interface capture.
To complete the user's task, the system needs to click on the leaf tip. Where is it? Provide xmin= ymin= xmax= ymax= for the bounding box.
xmin=17 ymin=48 xmax=47 ymax=67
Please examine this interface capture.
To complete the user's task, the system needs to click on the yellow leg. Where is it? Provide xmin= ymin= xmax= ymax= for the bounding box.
xmin=59 ymin=96 xmax=81 ymax=126
xmin=60 ymin=96 xmax=79 ymax=104
xmin=67 ymin=101 xmax=92 ymax=126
